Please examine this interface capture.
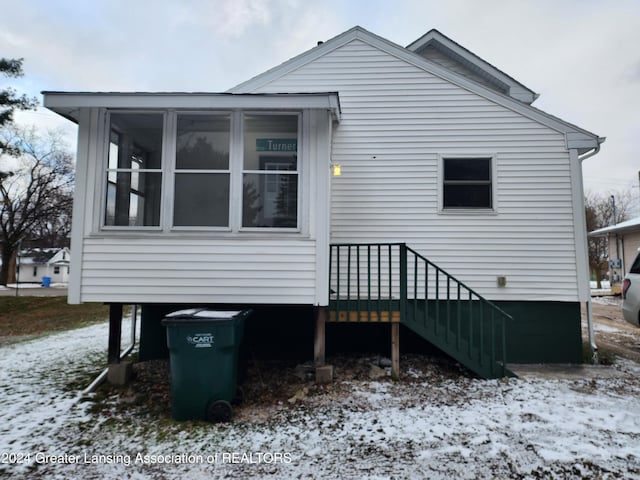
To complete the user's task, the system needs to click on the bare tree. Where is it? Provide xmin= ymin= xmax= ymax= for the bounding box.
xmin=585 ymin=190 xmax=634 ymax=288
xmin=0 ymin=125 xmax=74 ymax=285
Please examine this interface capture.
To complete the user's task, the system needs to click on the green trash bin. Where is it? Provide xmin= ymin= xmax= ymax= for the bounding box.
xmin=162 ymin=308 xmax=250 ymax=423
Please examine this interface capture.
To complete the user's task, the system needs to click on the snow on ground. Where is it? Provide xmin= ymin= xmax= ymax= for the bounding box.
xmin=1 ymin=322 xmax=640 ymax=479
xmin=592 ymin=295 xmax=623 ymax=307
xmin=594 ymin=323 xmax=624 ymax=333
xmin=4 ymin=283 xmax=68 ymax=289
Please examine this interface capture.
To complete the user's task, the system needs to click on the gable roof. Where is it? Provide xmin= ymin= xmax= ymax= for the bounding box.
xmin=406 ymin=29 xmax=537 ymax=104
xmin=589 ymin=216 xmax=640 ymax=237
xmin=18 ymin=248 xmax=69 ymax=265
xmin=229 ymin=26 xmax=603 ymax=155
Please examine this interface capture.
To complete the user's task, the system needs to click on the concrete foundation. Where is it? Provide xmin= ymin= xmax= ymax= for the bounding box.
xmin=107 ymin=361 xmax=133 ymax=386
xmin=315 ymin=364 xmax=333 ymax=384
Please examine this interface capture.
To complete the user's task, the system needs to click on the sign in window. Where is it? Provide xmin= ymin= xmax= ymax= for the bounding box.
xmin=242 ymin=114 xmax=299 ymax=228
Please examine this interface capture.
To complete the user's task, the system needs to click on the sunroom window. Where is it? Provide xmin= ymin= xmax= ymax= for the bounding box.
xmin=102 ymin=110 xmax=305 ymax=231
xmin=242 ymin=114 xmax=299 ymax=228
xmin=173 ymin=114 xmax=230 ymax=227
xmin=105 ymin=113 xmax=163 ymax=226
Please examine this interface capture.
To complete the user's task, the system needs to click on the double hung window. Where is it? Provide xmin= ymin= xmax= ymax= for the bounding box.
xmin=105 ymin=113 xmax=163 ymax=226
xmin=173 ymin=114 xmax=230 ymax=227
xmin=442 ymin=157 xmax=493 ymax=210
xmin=242 ymin=114 xmax=299 ymax=228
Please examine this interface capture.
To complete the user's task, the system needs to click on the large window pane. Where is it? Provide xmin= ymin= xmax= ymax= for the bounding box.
xmin=108 ymin=113 xmax=163 ymax=169
xmin=444 ymin=158 xmax=490 ymax=182
xmin=105 ymin=172 xmax=162 ymax=226
xmin=443 ymin=184 xmax=491 ymax=208
xmin=176 ymin=114 xmax=230 ymax=170
xmin=243 ymin=114 xmax=299 ymax=228
xmin=173 ymin=114 xmax=231 ymax=227
xmin=243 ymin=173 xmax=297 ymax=228
xmin=105 ymin=113 xmax=163 ymax=226
xmin=174 ymin=173 xmax=230 ymax=227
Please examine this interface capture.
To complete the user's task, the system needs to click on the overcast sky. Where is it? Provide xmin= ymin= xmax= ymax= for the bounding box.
xmin=2 ymin=0 xmax=639 ymax=211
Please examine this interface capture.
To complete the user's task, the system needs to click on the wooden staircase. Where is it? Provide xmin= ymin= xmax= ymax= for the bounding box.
xmin=328 ymin=243 xmax=516 ymax=379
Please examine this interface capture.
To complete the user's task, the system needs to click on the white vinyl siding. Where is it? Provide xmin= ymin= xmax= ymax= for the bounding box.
xmin=80 ymin=237 xmax=316 ymax=304
xmin=251 ymin=39 xmax=580 ymax=302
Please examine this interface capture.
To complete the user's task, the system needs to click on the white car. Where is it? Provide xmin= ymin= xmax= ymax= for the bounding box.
xmin=622 ymin=249 xmax=640 ymax=327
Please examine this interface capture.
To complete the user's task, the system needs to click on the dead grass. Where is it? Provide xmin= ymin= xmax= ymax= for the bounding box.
xmin=0 ymin=297 xmax=109 ymax=338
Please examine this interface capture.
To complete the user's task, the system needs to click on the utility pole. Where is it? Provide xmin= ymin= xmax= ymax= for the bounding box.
xmin=15 ymin=239 xmax=21 ymax=297
xmin=610 ymin=195 xmax=616 ymax=225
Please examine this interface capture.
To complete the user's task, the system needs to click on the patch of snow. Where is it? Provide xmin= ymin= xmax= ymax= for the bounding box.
xmin=594 ymin=323 xmax=622 ymax=333
xmin=591 ymin=296 xmax=622 ymax=306
xmin=5 ymin=283 xmax=43 ymax=289
xmin=165 ymin=309 xmax=243 ymax=320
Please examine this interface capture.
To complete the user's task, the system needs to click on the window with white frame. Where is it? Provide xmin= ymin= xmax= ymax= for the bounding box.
xmin=102 ymin=110 xmax=302 ymax=231
xmin=242 ymin=114 xmax=299 ymax=228
xmin=105 ymin=113 xmax=163 ymax=226
xmin=442 ymin=157 xmax=493 ymax=209
xmin=173 ymin=114 xmax=231 ymax=227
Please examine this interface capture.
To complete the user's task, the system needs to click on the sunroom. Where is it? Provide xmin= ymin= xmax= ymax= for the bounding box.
xmin=43 ymin=92 xmax=340 ymax=306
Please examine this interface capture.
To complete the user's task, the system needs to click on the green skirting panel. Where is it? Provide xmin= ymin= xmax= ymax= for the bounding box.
xmin=495 ymin=301 xmax=582 ymax=364
xmin=139 ymin=304 xmax=184 ymax=361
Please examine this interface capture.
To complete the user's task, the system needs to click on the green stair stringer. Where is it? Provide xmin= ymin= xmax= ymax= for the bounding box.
xmin=401 ymin=301 xmax=516 ymax=379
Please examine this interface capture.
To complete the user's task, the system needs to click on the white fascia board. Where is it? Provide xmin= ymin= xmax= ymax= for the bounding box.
xmin=229 ymin=26 xmax=600 ymax=148
xmin=43 ymin=92 xmax=341 ymax=123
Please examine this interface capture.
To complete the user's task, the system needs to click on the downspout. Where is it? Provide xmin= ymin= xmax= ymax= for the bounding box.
xmin=579 ymin=143 xmax=602 ymax=362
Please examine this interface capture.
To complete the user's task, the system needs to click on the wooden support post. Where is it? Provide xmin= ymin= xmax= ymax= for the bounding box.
xmin=108 ymin=303 xmax=123 ymax=364
xmin=314 ymin=306 xmax=326 ymax=366
xmin=391 ymin=323 xmax=400 ymax=379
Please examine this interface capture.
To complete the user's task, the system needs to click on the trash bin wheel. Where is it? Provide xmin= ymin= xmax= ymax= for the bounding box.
xmin=206 ymin=400 xmax=233 ymax=423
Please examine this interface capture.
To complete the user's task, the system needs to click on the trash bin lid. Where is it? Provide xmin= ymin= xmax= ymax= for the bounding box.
xmin=163 ymin=308 xmax=250 ymax=324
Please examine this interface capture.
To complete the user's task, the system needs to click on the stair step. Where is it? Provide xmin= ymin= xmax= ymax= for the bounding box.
xmin=328 ymin=310 xmax=401 ymax=323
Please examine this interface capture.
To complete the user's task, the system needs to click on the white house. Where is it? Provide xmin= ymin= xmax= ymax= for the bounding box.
xmin=44 ymin=27 xmax=603 ymax=377
xmin=17 ymin=247 xmax=71 ymax=284
xmin=589 ymin=216 xmax=640 ymax=281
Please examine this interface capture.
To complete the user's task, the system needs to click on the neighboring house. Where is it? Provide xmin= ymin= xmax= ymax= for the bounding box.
xmin=17 ymin=247 xmax=71 ymax=284
xmin=589 ymin=216 xmax=640 ymax=283
xmin=43 ymin=27 xmax=603 ymax=377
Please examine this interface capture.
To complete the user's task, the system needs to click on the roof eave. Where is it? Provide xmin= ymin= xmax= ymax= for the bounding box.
xmin=42 ymin=91 xmax=342 ymax=123
xmin=406 ymin=29 xmax=538 ymax=104
xmin=589 ymin=216 xmax=640 ymax=236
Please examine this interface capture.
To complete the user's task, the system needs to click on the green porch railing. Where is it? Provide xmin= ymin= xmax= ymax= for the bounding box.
xmin=328 ymin=243 xmax=514 ymax=379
